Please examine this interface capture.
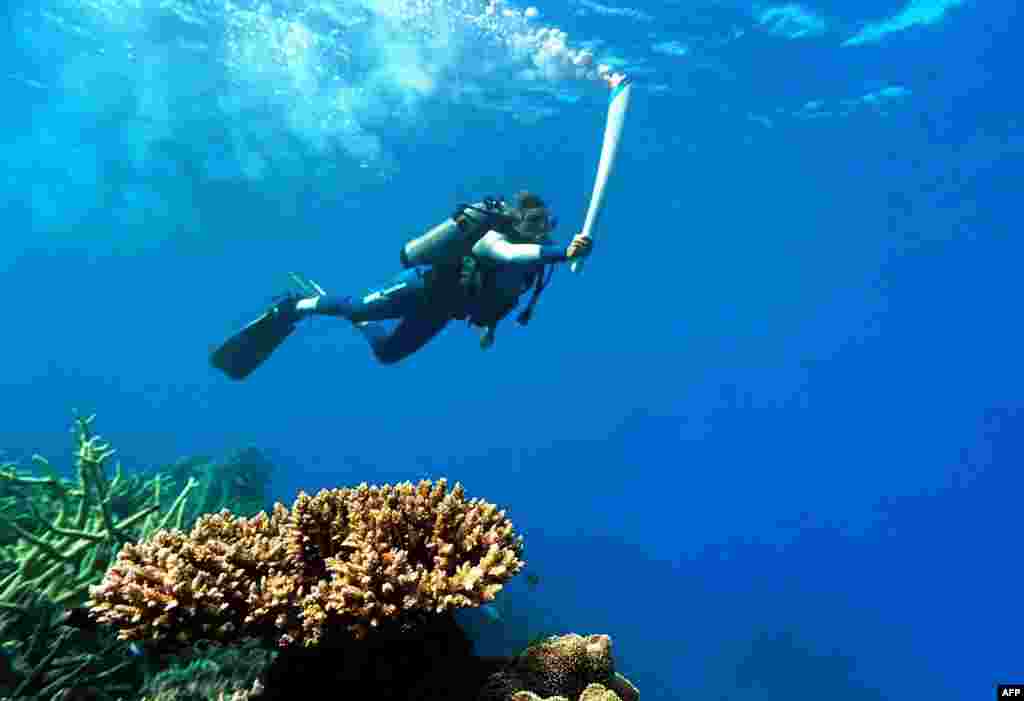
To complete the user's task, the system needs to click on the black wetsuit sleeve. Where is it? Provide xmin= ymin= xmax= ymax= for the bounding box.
xmin=538 ymin=243 xmax=569 ymax=263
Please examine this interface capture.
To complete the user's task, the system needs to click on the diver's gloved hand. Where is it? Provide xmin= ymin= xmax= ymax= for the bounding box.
xmin=566 ymin=233 xmax=593 ymax=259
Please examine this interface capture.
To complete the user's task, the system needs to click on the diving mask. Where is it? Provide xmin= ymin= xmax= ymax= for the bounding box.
xmin=515 ymin=206 xmax=558 ymax=239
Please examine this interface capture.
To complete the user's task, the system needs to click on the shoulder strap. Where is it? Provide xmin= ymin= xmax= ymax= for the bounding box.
xmin=516 ymin=264 xmax=555 ymax=326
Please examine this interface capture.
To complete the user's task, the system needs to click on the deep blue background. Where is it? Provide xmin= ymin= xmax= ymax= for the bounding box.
xmin=3 ymin=0 xmax=1022 ymax=697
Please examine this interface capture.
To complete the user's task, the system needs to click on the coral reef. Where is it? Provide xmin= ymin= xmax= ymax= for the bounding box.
xmin=138 ymin=640 xmax=273 ymax=701
xmin=480 ymin=634 xmax=640 ymax=701
xmin=0 ymin=590 xmax=140 ymax=700
xmin=87 ymin=479 xmax=525 ymax=648
xmin=0 ymin=415 xmax=198 ymax=609
xmin=165 ymin=447 xmax=273 ymax=520
xmin=254 ymin=610 xmax=499 ymax=701
xmin=0 ymin=416 xmax=273 ymax=611
xmin=136 ymin=627 xmax=641 ymax=701
xmin=506 ymin=682 xmax=637 ymax=701
xmin=1 ymin=416 xmax=642 ymax=701
xmin=133 ymin=614 xmax=641 ymax=701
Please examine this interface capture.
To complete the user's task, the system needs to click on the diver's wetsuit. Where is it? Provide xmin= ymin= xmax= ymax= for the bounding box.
xmin=312 ymin=265 xmax=462 ymax=364
xmin=304 ymin=232 xmax=568 ymax=364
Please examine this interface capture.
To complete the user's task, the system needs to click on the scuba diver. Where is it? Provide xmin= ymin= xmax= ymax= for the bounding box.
xmin=210 ymin=191 xmax=593 ymax=379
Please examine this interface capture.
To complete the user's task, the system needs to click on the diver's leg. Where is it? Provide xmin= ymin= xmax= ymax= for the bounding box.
xmin=297 ymin=267 xmax=431 ymax=323
xmin=358 ymin=310 xmax=451 ymax=365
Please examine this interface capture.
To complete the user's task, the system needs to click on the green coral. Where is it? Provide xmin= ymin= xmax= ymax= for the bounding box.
xmin=0 ymin=590 xmax=140 ymax=700
xmin=0 ymin=414 xmax=199 ymax=609
xmin=0 ymin=414 xmax=270 ymax=611
xmin=138 ymin=640 xmax=274 ymax=701
xmin=164 ymin=447 xmax=273 ymax=521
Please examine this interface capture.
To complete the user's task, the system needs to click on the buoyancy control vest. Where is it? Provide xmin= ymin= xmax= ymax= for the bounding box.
xmin=400 ymin=195 xmax=555 ymax=333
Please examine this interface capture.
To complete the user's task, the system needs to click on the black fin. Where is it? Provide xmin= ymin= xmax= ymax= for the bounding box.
xmin=210 ymin=308 xmax=296 ymax=380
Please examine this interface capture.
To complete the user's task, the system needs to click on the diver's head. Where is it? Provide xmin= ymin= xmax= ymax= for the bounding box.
xmin=510 ymin=191 xmax=557 ymax=241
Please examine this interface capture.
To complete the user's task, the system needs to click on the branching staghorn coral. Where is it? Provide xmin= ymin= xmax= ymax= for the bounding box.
xmin=0 ymin=414 xmax=200 ymax=610
xmin=0 ymin=590 xmax=140 ymax=700
xmin=166 ymin=447 xmax=273 ymax=520
xmin=87 ymin=479 xmax=525 ymax=648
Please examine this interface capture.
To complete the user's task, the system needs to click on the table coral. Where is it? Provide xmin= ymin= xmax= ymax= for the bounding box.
xmin=87 ymin=479 xmax=525 ymax=648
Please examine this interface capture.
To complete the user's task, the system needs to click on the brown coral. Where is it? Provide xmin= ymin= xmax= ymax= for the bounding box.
xmin=87 ymin=479 xmax=524 ymax=648
xmin=579 ymin=683 xmax=632 ymax=701
xmin=507 ymin=685 xmax=623 ymax=701
xmin=481 ymin=634 xmax=640 ymax=701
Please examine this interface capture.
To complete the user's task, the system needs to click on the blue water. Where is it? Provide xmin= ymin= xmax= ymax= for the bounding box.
xmin=3 ymin=0 xmax=1022 ymax=697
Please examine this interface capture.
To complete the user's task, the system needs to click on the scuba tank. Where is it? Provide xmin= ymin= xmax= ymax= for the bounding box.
xmin=400 ymin=197 xmax=511 ymax=268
